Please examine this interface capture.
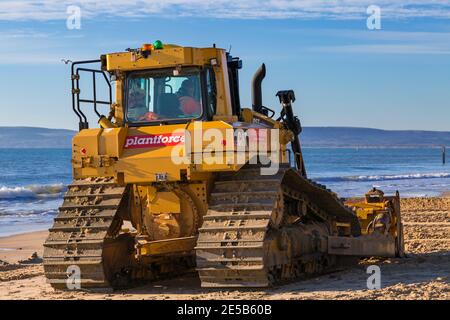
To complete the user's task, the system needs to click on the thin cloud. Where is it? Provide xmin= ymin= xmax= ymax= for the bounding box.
xmin=0 ymin=29 xmax=51 ymax=38
xmin=0 ymin=1 xmax=450 ymax=21
xmin=297 ymin=28 xmax=450 ymax=54
xmin=310 ymin=44 xmax=450 ymax=54
xmin=0 ymin=28 xmax=87 ymax=65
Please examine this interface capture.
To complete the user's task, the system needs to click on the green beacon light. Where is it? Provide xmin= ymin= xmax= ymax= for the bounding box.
xmin=153 ymin=40 xmax=163 ymax=50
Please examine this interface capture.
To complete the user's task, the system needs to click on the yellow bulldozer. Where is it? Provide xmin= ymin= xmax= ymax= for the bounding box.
xmin=43 ymin=41 xmax=404 ymax=289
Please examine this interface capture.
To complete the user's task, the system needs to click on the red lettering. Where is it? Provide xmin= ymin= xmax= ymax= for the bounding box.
xmin=124 ymin=133 xmax=185 ymax=149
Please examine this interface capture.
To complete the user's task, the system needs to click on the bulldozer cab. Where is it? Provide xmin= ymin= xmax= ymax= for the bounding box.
xmin=70 ymin=42 xmax=244 ymax=130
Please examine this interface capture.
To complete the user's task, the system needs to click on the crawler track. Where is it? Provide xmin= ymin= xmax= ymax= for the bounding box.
xmin=43 ymin=177 xmax=197 ymax=290
xmin=43 ymin=177 xmax=132 ymax=289
xmin=196 ymin=165 xmax=360 ymax=287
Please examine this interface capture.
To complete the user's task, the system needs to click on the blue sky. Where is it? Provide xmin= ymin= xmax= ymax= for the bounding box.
xmin=0 ymin=1 xmax=450 ymax=131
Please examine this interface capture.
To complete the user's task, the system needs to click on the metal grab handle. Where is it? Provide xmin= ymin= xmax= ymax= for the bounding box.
xmin=71 ymin=60 xmax=112 ymax=131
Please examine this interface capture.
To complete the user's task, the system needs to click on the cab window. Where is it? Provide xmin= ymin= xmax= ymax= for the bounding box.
xmin=205 ymin=68 xmax=217 ymax=117
xmin=126 ymin=70 xmax=203 ymax=123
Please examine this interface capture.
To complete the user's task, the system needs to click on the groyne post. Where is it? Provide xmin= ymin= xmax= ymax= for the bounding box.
xmin=443 ymin=146 xmax=446 ymax=165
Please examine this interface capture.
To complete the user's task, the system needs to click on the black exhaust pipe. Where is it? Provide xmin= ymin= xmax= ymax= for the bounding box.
xmin=251 ymin=63 xmax=266 ymax=112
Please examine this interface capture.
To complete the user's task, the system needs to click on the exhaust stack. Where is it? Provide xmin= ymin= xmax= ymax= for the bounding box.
xmin=251 ymin=63 xmax=266 ymax=112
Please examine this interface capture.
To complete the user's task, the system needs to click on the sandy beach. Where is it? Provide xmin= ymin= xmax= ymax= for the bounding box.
xmin=0 ymin=197 xmax=448 ymax=300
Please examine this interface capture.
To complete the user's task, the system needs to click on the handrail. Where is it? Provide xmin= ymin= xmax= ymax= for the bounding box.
xmin=70 ymin=59 xmax=112 ymax=131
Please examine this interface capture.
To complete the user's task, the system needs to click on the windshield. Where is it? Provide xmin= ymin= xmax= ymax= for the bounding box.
xmin=126 ymin=70 xmax=203 ymax=123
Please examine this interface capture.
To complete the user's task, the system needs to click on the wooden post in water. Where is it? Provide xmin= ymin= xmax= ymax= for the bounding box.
xmin=443 ymin=146 xmax=446 ymax=165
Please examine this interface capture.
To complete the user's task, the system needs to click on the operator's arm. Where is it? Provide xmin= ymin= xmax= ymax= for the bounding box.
xmin=138 ymin=112 xmax=159 ymax=121
xmin=179 ymin=96 xmax=201 ymax=115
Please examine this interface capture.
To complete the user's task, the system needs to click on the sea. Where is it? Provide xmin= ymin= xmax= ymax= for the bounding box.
xmin=0 ymin=147 xmax=449 ymax=237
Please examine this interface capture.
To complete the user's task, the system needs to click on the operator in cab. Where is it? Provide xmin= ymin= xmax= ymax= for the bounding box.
xmin=127 ymin=80 xmax=158 ymax=121
xmin=127 ymin=81 xmax=147 ymax=120
xmin=177 ymin=79 xmax=201 ymax=116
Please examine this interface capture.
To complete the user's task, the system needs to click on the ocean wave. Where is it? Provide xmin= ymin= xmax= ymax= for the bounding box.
xmin=0 ymin=208 xmax=58 ymax=217
xmin=319 ymin=172 xmax=450 ymax=183
xmin=0 ymin=184 xmax=65 ymax=200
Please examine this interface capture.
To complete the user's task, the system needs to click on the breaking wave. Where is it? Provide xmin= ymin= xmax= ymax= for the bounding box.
xmin=320 ymin=172 xmax=450 ymax=183
xmin=0 ymin=184 xmax=65 ymax=200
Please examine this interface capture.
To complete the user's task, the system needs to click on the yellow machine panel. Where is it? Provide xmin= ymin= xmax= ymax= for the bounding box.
xmin=98 ymin=127 xmax=128 ymax=157
xmin=105 ymin=46 xmax=222 ymax=72
xmin=149 ymin=191 xmax=181 ymax=214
